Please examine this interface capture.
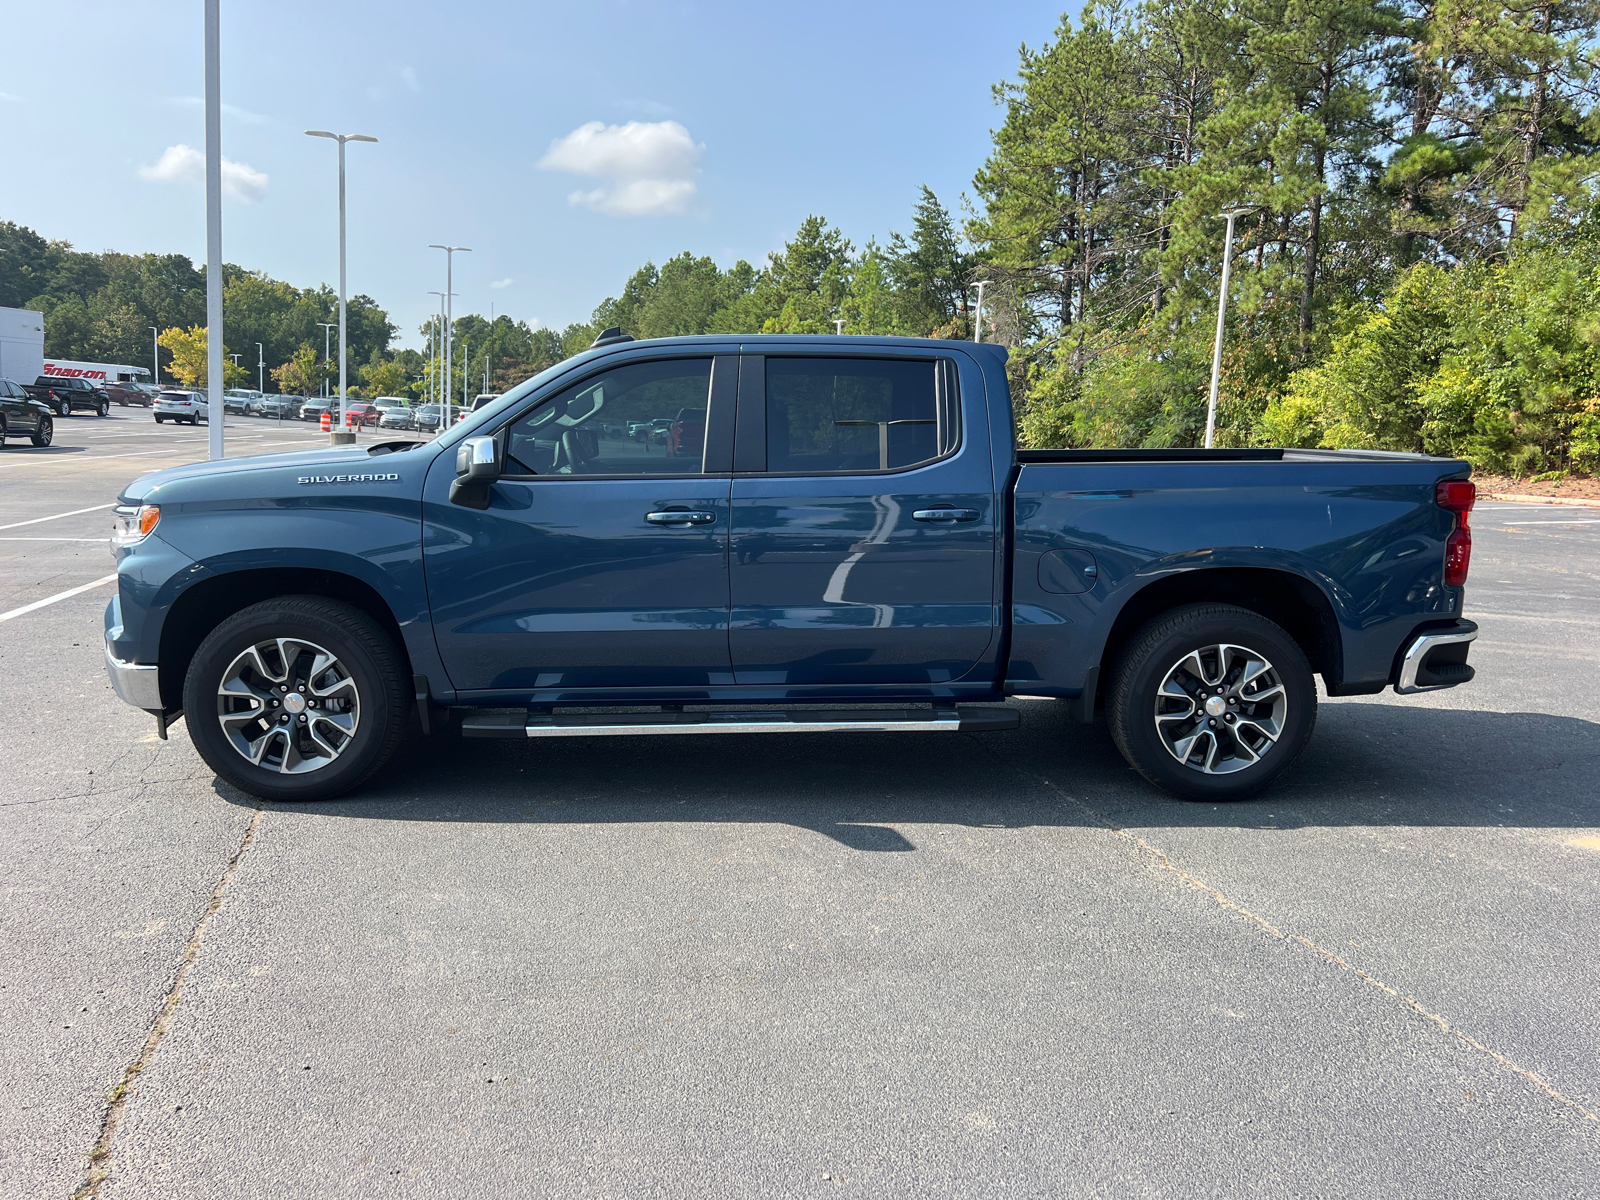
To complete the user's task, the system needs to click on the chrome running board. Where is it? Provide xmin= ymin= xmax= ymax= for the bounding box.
xmin=460 ymin=706 xmax=1019 ymax=739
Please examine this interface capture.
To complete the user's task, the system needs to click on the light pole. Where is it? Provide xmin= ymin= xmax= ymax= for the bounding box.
xmin=970 ymin=280 xmax=988 ymax=343
xmin=316 ymin=322 xmax=335 ymax=398
xmin=150 ymin=327 xmax=159 ymax=387
xmin=1205 ymin=208 xmax=1254 ymax=450
xmin=833 ymin=319 xmax=845 ymax=335
xmin=307 ymin=130 xmax=378 ymax=439
xmin=256 ymin=342 xmax=264 ymax=392
xmin=428 ymin=245 xmax=470 ymax=429
xmin=427 ymin=288 xmax=454 ymax=421
xmin=461 ymin=337 xmax=470 ymax=417
xmin=204 ymin=0 xmax=223 ymax=461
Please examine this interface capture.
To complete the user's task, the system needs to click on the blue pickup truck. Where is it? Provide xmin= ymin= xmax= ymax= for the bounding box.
xmin=104 ymin=333 xmax=1479 ymax=803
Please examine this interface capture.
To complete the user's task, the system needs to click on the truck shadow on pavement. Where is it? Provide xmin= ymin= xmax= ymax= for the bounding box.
xmin=227 ymin=701 xmax=1600 ymax=849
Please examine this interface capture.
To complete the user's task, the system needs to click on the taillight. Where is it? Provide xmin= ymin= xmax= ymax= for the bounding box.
xmin=1436 ymin=479 xmax=1475 ymax=587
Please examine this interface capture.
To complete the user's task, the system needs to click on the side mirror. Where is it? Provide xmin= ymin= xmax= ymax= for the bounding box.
xmin=449 ymin=435 xmax=501 ymax=510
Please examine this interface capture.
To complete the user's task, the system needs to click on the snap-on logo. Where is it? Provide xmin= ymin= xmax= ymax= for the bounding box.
xmin=297 ymin=473 xmax=401 ymax=484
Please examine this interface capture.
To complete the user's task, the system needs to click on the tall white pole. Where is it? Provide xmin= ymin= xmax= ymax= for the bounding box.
xmin=971 ymin=280 xmax=988 ymax=344
xmin=204 ymin=0 xmax=223 ymax=461
xmin=338 ymin=137 xmax=347 ymax=429
xmin=317 ymin=322 xmax=334 ymax=397
xmin=1205 ymin=209 xmax=1249 ymax=450
xmin=257 ymin=342 xmax=264 ymax=392
xmin=429 ymin=245 xmax=470 ymax=429
xmin=151 ymin=327 xmax=159 ymax=386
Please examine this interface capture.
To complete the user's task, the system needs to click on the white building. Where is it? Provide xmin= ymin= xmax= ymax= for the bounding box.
xmin=0 ymin=307 xmax=45 ymax=385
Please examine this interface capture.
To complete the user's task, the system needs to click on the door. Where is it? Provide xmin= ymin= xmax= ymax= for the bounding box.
xmin=424 ymin=354 xmax=738 ymax=693
xmin=728 ymin=353 xmax=998 ymax=686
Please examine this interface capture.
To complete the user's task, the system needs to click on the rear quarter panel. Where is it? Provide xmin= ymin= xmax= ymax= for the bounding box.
xmin=1009 ymin=459 xmax=1470 ymax=695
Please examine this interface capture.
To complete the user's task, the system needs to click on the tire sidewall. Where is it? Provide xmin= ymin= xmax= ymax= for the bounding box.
xmin=182 ymin=599 xmax=405 ymax=802
xmin=1110 ymin=605 xmax=1317 ymax=802
xmin=32 ymin=416 xmax=52 ymax=447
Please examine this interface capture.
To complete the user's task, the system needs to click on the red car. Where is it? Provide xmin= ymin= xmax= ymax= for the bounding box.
xmin=342 ymin=402 xmax=381 ymax=428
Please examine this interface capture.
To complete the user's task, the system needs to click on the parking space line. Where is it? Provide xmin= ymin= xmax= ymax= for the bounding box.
xmin=0 ymin=537 xmax=108 ymax=542
xmin=0 ymin=574 xmax=117 ymax=623
xmin=0 ymin=503 xmax=115 ymax=531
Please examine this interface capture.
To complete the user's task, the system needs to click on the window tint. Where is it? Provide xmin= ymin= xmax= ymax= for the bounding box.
xmin=765 ymin=357 xmax=955 ymax=473
xmin=504 ymin=357 xmax=712 ymax=476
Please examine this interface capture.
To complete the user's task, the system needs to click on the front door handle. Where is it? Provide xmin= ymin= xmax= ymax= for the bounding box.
xmin=646 ymin=510 xmax=717 ymax=525
xmin=912 ymin=508 xmax=981 ymax=523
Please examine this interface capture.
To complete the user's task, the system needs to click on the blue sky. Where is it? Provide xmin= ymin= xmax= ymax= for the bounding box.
xmin=5 ymin=1 xmax=1065 ymax=349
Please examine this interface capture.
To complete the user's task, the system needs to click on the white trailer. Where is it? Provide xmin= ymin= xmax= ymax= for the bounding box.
xmin=42 ymin=358 xmax=151 ymax=384
xmin=0 ymin=307 xmax=45 ymax=385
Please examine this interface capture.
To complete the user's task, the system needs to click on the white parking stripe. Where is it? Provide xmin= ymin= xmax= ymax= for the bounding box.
xmin=0 ymin=574 xmax=117 ymax=623
xmin=0 ymin=503 xmax=115 ymax=531
xmin=1496 ymin=519 xmax=1600 ymax=525
xmin=0 ymin=537 xmax=108 ymax=542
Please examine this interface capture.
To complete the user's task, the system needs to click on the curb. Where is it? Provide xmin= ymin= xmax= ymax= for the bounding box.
xmin=1483 ymin=492 xmax=1600 ymax=508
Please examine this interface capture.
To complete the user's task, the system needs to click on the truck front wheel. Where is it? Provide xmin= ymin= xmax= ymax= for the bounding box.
xmin=182 ymin=596 xmax=410 ymax=802
xmin=1107 ymin=604 xmax=1316 ymax=802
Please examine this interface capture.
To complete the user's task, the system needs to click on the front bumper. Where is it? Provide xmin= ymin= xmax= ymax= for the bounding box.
xmin=105 ymin=637 xmax=162 ymax=710
xmin=1394 ymin=619 xmax=1478 ymax=694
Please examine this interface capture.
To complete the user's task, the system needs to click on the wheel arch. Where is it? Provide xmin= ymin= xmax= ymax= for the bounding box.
xmin=157 ymin=567 xmax=412 ymax=709
xmin=1093 ymin=567 xmax=1342 ymax=709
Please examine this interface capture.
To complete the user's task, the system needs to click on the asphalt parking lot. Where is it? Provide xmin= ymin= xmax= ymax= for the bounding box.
xmin=2 ymin=409 xmax=1598 ymax=1198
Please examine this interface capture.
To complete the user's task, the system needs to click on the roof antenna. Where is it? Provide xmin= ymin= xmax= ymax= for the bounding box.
xmin=591 ymin=326 xmax=634 ymax=348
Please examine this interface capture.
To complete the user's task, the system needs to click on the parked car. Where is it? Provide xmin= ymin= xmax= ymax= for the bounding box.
xmin=300 ymin=396 xmax=334 ymax=423
xmin=25 ymin=375 xmax=109 ymax=417
xmin=470 ymin=393 xmax=500 ymax=412
xmin=378 ymin=405 xmax=416 ymax=431
xmin=224 ymin=389 xmax=262 ymax=415
xmin=370 ymin=396 xmax=413 ymax=415
xmin=341 ymin=402 xmax=381 ymax=428
xmin=666 ymin=407 xmax=706 ymax=458
xmin=103 ymin=334 xmax=1482 ymax=805
xmin=0 ymin=377 xmax=54 ymax=446
xmin=253 ymin=396 xmax=301 ymax=420
xmin=106 ymin=380 xmax=156 ymax=407
xmin=153 ymin=390 xmax=208 ymax=425
xmin=410 ymin=404 xmax=443 ymax=432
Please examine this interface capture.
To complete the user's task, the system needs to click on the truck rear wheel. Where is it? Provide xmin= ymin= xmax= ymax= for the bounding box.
xmin=182 ymin=596 xmax=409 ymax=802
xmin=1107 ymin=604 xmax=1316 ymax=802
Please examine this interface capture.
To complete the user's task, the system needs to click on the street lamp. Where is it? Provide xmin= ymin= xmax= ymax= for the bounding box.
xmin=150 ymin=327 xmax=159 ymax=387
xmin=428 ymin=245 xmax=470 ymax=429
xmin=833 ymin=319 xmax=845 ymax=335
xmin=970 ymin=280 xmax=988 ymax=343
xmin=306 ymin=129 xmax=378 ymax=438
xmin=203 ymin=0 xmax=224 ymax=461
xmin=316 ymin=322 xmax=335 ymax=398
xmin=1204 ymin=208 xmax=1255 ymax=450
xmin=256 ymin=342 xmax=264 ymax=393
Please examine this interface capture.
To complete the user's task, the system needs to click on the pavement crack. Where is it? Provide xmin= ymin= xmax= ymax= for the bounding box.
xmin=70 ymin=803 xmax=266 ymax=1199
xmin=988 ymin=744 xmax=1599 ymax=1126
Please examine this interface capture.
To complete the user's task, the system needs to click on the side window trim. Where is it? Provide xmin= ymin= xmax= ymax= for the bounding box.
xmin=732 ymin=355 xmax=765 ymax=472
xmin=735 ymin=353 xmax=962 ymax=477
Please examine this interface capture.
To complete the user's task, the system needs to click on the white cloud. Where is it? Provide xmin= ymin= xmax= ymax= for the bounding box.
xmin=401 ymin=65 xmax=421 ymax=93
xmin=0 ymin=91 xmax=23 ymax=103
xmin=538 ymin=120 xmax=703 ymax=216
xmin=138 ymin=144 xmax=269 ymax=202
xmin=490 ymin=278 xmax=513 ymax=289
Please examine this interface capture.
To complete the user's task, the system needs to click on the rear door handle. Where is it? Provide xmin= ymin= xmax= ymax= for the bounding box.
xmin=912 ymin=509 xmax=981 ymax=523
xmin=646 ymin=510 xmax=717 ymax=525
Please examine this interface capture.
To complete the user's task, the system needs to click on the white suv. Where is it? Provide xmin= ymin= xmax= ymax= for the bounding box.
xmin=154 ymin=391 xmax=209 ymax=426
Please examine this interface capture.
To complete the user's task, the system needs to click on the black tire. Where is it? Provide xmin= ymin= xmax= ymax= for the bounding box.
xmin=30 ymin=415 xmax=52 ymax=447
xmin=183 ymin=596 xmax=410 ymax=802
xmin=155 ymin=415 xmax=164 ymax=424
xmin=0 ymin=416 xmax=7 ymax=447
xmin=98 ymin=399 xmax=110 ymax=417
xmin=1107 ymin=603 xmax=1316 ymax=802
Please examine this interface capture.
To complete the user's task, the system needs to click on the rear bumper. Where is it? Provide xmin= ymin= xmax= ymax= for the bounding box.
xmin=1394 ymin=620 xmax=1478 ymax=694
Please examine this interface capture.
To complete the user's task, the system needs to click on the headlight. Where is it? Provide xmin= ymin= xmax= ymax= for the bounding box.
xmin=111 ymin=504 xmax=160 ymax=550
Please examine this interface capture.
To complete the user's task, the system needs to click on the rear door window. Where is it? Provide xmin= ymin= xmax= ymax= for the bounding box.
xmin=764 ymin=357 xmax=958 ymax=473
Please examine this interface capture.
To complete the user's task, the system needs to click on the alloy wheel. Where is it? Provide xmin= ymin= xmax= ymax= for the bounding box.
xmin=216 ymin=636 xmax=361 ymax=774
xmin=1153 ymin=642 xmax=1287 ymax=775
